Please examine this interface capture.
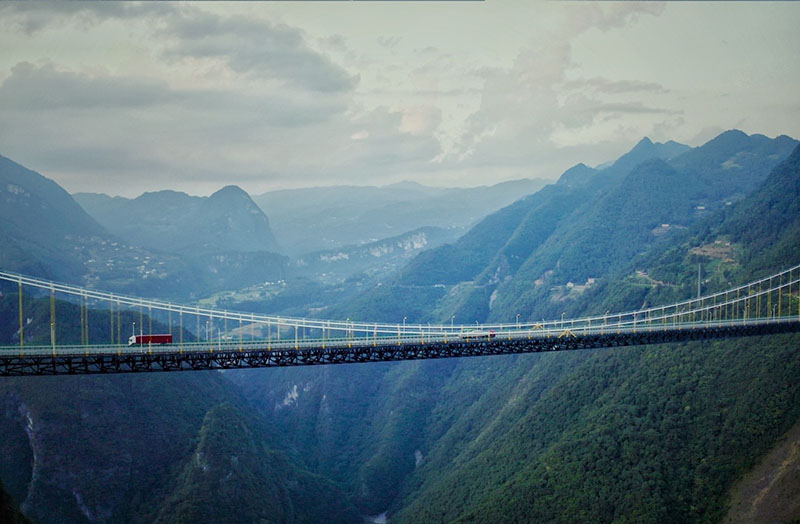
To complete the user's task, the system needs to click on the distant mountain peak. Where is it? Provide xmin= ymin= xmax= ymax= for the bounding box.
xmin=210 ymin=185 xmax=249 ymax=198
xmin=557 ymin=163 xmax=597 ymax=188
xmin=77 ymin=183 xmax=279 ymax=254
xmin=133 ymin=189 xmax=196 ymax=205
xmin=608 ymin=136 xmax=691 ymax=177
xmin=717 ymin=129 xmax=748 ymax=139
xmin=697 ymin=129 xmax=761 ymax=150
xmin=384 ymin=180 xmax=429 ymax=190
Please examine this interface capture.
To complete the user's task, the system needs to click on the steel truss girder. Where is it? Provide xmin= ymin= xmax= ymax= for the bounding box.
xmin=1 ymin=322 xmax=799 ymax=376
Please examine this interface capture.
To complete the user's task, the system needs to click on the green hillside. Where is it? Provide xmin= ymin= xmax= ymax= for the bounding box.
xmin=154 ymin=403 xmax=358 ymax=524
xmin=394 ymin=335 xmax=800 ymax=523
xmin=391 ymin=143 xmax=800 ymax=522
xmin=0 ymin=371 xmax=239 ymax=523
xmin=225 ymin=137 xmax=800 ymax=522
xmin=577 ymin=141 xmax=800 ymax=320
xmin=603 ymin=136 xmax=690 ymax=180
xmin=0 ymin=153 xmax=107 ymax=281
xmin=324 ymin=131 xmax=795 ymax=326
xmin=489 ymin=133 xmax=797 ymax=323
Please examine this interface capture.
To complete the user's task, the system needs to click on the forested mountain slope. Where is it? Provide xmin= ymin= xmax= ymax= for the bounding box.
xmin=392 ymin=143 xmax=800 ymax=523
xmin=0 ymin=154 xmax=287 ymax=298
xmin=576 ymin=140 xmax=800 ymax=319
xmin=0 ymin=154 xmax=109 ymax=281
xmin=222 ymin=139 xmax=800 ymax=522
xmin=329 ymin=131 xmax=795 ymax=325
xmin=394 ymin=334 xmax=800 ymax=523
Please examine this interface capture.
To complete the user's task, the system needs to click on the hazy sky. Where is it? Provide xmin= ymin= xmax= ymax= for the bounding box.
xmin=1 ymin=1 xmax=798 ymax=197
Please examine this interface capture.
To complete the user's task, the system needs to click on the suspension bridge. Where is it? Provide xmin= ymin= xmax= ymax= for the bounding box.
xmin=1 ymin=264 xmax=799 ymax=376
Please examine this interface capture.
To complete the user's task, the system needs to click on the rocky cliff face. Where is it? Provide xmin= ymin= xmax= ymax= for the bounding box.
xmin=0 ymin=374 xmax=243 ymax=523
xmin=0 ymin=371 xmax=360 ymax=524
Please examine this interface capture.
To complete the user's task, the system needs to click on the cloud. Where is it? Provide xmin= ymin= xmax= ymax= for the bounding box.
xmin=565 ymin=77 xmax=668 ymax=95
xmin=562 ymin=3 xmax=665 ymax=34
xmin=0 ymin=62 xmax=176 ymax=110
xmin=320 ymin=34 xmax=348 ymax=53
xmin=377 ymin=36 xmax=401 ymax=49
xmin=0 ymin=60 xmax=439 ymax=195
xmin=7 ymin=1 xmax=792 ymax=197
xmin=591 ymin=102 xmax=678 ymax=116
xmin=159 ymin=11 xmax=358 ymax=93
xmin=445 ymin=4 xmax=668 ymax=175
xmin=348 ymin=108 xmax=441 ymax=168
xmin=1 ymin=3 xmax=358 ymax=94
xmin=0 ymin=62 xmax=346 ymax=126
xmin=2 ymin=0 xmax=453 ymax=195
xmin=0 ymin=61 xmax=356 ymax=194
xmin=399 ymin=105 xmax=443 ymax=136
xmin=0 ymin=2 xmax=175 ymax=34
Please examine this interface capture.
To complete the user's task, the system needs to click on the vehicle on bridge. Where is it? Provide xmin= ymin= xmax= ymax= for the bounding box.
xmin=128 ymin=334 xmax=173 ymax=346
xmin=458 ymin=329 xmax=496 ymax=340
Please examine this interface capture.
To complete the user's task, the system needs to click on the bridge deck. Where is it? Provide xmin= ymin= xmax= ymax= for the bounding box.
xmin=2 ymin=319 xmax=798 ymax=376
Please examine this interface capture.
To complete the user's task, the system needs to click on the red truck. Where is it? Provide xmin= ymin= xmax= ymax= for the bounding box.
xmin=128 ymin=334 xmax=173 ymax=346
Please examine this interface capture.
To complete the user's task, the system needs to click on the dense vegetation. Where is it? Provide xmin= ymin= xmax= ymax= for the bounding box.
xmin=576 ymin=141 xmax=800 ymax=320
xmin=0 ymin=132 xmax=799 ymax=523
xmin=153 ymin=404 xmax=359 ymax=524
xmin=227 ymin=139 xmax=800 ymax=522
xmin=0 ymin=296 xmax=359 ymax=523
xmin=0 ymin=360 xmax=360 ymax=523
xmin=394 ymin=335 xmax=800 ymax=523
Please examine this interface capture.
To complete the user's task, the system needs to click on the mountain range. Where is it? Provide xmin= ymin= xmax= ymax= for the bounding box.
xmin=74 ymin=177 xmax=547 ymax=295
xmin=0 ymin=155 xmax=286 ymax=298
xmin=333 ymin=131 xmax=797 ymax=325
xmin=292 ymin=226 xmax=460 ymax=285
xmin=231 ymin=135 xmax=800 ymax=522
xmin=1 ymin=130 xmax=799 ymax=523
xmin=253 ymin=178 xmax=548 ymax=256
xmin=74 ymin=186 xmax=279 ymax=255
